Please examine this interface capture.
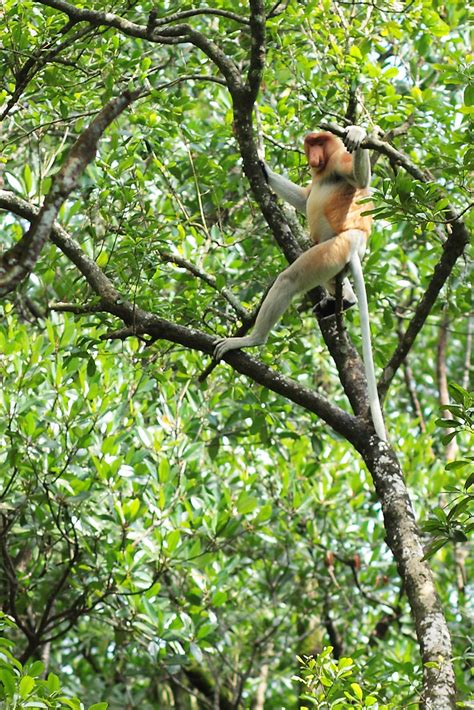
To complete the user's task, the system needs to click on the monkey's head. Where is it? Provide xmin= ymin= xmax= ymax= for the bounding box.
xmin=304 ymin=132 xmax=343 ymax=171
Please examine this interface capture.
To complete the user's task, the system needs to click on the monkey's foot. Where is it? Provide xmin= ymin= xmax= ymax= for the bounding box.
xmin=313 ymin=296 xmax=356 ymax=320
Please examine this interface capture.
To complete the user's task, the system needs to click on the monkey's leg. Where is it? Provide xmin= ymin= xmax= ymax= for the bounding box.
xmin=213 ymin=235 xmax=353 ymax=359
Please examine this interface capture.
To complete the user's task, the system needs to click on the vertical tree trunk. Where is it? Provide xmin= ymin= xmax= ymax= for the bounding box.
xmin=361 ymin=441 xmax=456 ymax=709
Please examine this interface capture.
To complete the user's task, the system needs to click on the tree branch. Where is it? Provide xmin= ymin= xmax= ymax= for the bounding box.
xmin=157 ymin=249 xmax=250 ymax=322
xmin=35 ymin=0 xmax=244 ymax=92
xmin=0 ymin=88 xmax=140 ymax=297
xmin=379 ymin=216 xmax=469 ymax=397
xmin=152 ymin=7 xmax=250 ymax=27
xmin=247 ymin=0 xmax=266 ymax=104
xmin=1 ymin=24 xmax=94 ymax=120
xmin=0 ymin=189 xmax=365 ymax=445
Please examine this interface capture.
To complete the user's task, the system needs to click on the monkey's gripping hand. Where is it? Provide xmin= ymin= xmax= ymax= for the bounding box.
xmin=259 ymin=159 xmax=269 ymax=183
xmin=213 ymin=332 xmax=264 ymax=360
xmin=343 ymin=125 xmax=367 ymax=153
xmin=214 ymin=336 xmax=246 ymax=360
xmin=213 ymin=337 xmax=237 ymax=360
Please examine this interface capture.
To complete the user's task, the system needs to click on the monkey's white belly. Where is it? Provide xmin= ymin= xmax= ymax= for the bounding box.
xmin=306 ymin=182 xmax=337 ymax=243
xmin=306 ymin=183 xmax=337 ymax=244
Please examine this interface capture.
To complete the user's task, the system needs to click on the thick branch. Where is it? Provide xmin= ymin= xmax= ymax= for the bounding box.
xmin=360 ymin=443 xmax=455 ymax=708
xmin=247 ymin=0 xmax=266 ymax=104
xmin=0 ymin=89 xmax=140 ymax=297
xmin=379 ymin=216 xmax=469 ymax=396
xmin=153 ymin=25 xmax=243 ymax=91
xmin=0 ymin=190 xmax=364 ymax=445
xmin=35 ymin=0 xmax=150 ymax=37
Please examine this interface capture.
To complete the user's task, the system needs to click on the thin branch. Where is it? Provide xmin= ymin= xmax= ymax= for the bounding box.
xmin=267 ymin=1 xmax=290 ymax=18
xmin=152 ymin=7 xmax=249 ymax=27
xmin=436 ymin=314 xmax=459 ymax=461
xmin=153 ymin=25 xmax=243 ymax=92
xmin=1 ymin=23 xmax=94 ymax=120
xmin=153 ymin=73 xmax=226 ymax=88
xmin=402 ymin=359 xmax=427 ymax=434
xmin=462 ymin=317 xmax=472 ymax=391
xmin=379 ymin=218 xmax=469 ymax=397
xmin=319 ymin=121 xmax=432 ymax=183
xmin=50 ymin=301 xmax=103 ymax=314
xmin=36 ymin=541 xmax=80 ymax=637
xmin=157 ymin=250 xmax=250 ymax=321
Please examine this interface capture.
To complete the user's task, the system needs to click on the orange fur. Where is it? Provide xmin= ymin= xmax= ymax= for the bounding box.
xmin=304 ymin=136 xmax=372 ymax=246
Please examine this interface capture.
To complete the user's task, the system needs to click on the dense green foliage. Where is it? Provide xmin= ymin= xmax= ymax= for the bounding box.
xmin=0 ymin=0 xmax=472 ymax=707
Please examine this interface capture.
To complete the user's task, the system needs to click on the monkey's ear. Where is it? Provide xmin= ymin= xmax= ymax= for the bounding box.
xmin=259 ymin=160 xmax=269 ymax=183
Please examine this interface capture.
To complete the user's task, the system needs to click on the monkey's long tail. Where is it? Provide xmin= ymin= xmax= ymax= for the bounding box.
xmin=349 ymin=254 xmax=387 ymax=442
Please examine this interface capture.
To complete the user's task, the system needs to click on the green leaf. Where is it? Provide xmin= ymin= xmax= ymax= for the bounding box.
xmin=166 ymin=529 xmax=181 ymax=553
xmin=19 ymin=675 xmax=35 ymax=698
xmin=58 ymin=699 xmax=82 ymax=710
xmin=189 ymin=642 xmax=203 ymax=664
xmin=0 ymin=668 xmax=16 ymax=695
xmin=23 ymin=163 xmax=33 ymax=193
xmin=211 ymin=590 xmax=227 ymax=607
xmin=26 ymin=661 xmax=44 ymax=678
xmin=448 ymin=383 xmax=468 ymax=405
xmin=465 ymin=472 xmax=474 ymax=489
xmin=47 ymin=673 xmax=61 ymax=693
xmin=464 ymin=85 xmax=474 ymax=106
xmin=349 ymin=46 xmax=362 ymax=59
xmin=236 ymin=493 xmax=258 ymax=515
xmin=432 ymin=507 xmax=447 ymax=522
xmin=158 ymin=459 xmax=170 ymax=483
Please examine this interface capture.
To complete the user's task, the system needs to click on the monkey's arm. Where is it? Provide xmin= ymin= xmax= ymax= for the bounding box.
xmin=261 ymin=162 xmax=309 ymax=214
xmin=341 ymin=126 xmax=371 ymax=189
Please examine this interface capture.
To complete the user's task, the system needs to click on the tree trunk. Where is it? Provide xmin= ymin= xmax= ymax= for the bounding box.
xmin=361 ymin=441 xmax=456 ymax=709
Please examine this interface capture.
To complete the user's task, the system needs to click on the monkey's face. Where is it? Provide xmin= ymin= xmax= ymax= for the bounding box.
xmin=304 ymin=132 xmax=339 ymax=171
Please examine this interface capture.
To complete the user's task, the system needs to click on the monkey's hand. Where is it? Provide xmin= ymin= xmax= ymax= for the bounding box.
xmin=259 ymin=159 xmax=269 ymax=183
xmin=213 ymin=333 xmax=263 ymax=360
xmin=213 ymin=337 xmax=243 ymax=360
xmin=343 ymin=125 xmax=367 ymax=153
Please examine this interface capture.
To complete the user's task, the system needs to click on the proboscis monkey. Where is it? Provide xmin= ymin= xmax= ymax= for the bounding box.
xmin=214 ymin=126 xmax=386 ymax=441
